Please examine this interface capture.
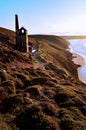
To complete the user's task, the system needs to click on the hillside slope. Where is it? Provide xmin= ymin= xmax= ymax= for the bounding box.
xmin=0 ymin=27 xmax=86 ymax=130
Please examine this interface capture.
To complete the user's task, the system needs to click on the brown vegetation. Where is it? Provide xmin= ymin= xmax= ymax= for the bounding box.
xmin=0 ymin=27 xmax=86 ymax=130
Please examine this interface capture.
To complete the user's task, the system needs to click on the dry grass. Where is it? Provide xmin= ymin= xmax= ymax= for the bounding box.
xmin=0 ymin=28 xmax=86 ymax=130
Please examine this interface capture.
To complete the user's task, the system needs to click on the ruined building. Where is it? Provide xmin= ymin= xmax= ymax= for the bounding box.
xmin=15 ymin=15 xmax=29 ymax=52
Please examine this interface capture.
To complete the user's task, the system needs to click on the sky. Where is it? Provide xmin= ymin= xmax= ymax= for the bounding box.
xmin=1 ymin=0 xmax=86 ymax=35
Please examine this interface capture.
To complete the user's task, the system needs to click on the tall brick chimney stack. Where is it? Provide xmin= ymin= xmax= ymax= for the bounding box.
xmin=15 ymin=14 xmax=19 ymax=31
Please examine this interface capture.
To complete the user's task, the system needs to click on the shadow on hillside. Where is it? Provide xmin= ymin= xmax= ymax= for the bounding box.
xmin=0 ymin=36 xmax=15 ymax=49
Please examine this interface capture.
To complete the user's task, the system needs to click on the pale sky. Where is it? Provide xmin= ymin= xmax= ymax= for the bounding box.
xmin=0 ymin=0 xmax=86 ymax=35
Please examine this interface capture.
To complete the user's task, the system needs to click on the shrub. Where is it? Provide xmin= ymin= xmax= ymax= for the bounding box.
xmin=0 ymin=87 xmax=8 ymax=103
xmin=15 ymin=78 xmax=24 ymax=89
xmin=0 ymin=95 xmax=23 ymax=113
xmin=1 ymin=80 xmax=16 ymax=94
xmin=41 ymin=102 xmax=58 ymax=116
xmin=45 ymin=80 xmax=56 ymax=87
xmin=27 ymin=77 xmax=47 ymax=86
xmin=15 ymin=73 xmax=29 ymax=82
xmin=15 ymin=104 xmax=59 ymax=130
xmin=0 ymin=71 xmax=9 ymax=82
xmin=0 ymin=120 xmax=12 ymax=130
xmin=58 ymin=107 xmax=86 ymax=130
xmin=27 ymin=86 xmax=42 ymax=98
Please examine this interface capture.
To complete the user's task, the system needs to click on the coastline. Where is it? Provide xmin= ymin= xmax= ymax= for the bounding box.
xmin=72 ymin=53 xmax=85 ymax=82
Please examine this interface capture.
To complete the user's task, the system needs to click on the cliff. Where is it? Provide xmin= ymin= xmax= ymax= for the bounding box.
xmin=0 ymin=27 xmax=86 ymax=130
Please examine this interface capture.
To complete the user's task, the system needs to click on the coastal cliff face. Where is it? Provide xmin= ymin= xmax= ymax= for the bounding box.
xmin=0 ymin=27 xmax=86 ymax=130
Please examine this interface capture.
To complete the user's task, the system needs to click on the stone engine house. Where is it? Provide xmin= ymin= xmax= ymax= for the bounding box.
xmin=15 ymin=15 xmax=29 ymax=52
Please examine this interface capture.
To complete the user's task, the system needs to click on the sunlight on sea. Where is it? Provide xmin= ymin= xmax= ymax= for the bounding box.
xmin=69 ymin=39 xmax=86 ymax=84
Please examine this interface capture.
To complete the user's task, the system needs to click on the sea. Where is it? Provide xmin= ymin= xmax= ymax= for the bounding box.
xmin=69 ymin=39 xmax=86 ymax=84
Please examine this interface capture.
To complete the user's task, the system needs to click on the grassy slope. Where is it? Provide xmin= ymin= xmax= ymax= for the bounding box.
xmin=0 ymin=27 xmax=86 ymax=130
